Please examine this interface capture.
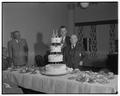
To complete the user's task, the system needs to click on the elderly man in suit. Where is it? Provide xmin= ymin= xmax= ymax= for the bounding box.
xmin=63 ymin=34 xmax=85 ymax=69
xmin=59 ymin=26 xmax=71 ymax=48
xmin=8 ymin=31 xmax=28 ymax=67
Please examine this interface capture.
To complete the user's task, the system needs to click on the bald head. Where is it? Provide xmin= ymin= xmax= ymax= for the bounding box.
xmin=70 ymin=34 xmax=78 ymax=45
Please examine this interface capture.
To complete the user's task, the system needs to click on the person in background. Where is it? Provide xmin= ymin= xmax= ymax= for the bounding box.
xmin=2 ymin=47 xmax=12 ymax=70
xmin=8 ymin=31 xmax=28 ymax=67
xmin=63 ymin=34 xmax=86 ymax=69
xmin=58 ymin=26 xmax=71 ymax=48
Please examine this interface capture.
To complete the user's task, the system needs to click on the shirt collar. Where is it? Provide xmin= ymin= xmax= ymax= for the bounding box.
xmin=15 ymin=39 xmax=20 ymax=43
xmin=15 ymin=39 xmax=18 ymax=43
xmin=71 ymin=44 xmax=76 ymax=48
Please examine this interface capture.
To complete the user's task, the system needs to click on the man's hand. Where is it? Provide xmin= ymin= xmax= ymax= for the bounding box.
xmin=79 ymin=61 xmax=83 ymax=66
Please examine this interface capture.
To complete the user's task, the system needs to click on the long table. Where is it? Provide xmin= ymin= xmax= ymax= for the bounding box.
xmin=3 ymin=70 xmax=118 ymax=93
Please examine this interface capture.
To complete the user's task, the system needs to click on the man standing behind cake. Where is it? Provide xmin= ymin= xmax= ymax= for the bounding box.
xmin=8 ymin=31 xmax=28 ymax=67
xmin=59 ymin=26 xmax=71 ymax=48
xmin=63 ymin=34 xmax=85 ymax=69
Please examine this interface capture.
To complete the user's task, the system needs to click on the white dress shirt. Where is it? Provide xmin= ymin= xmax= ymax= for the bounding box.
xmin=15 ymin=39 xmax=19 ymax=43
xmin=71 ymin=44 xmax=76 ymax=49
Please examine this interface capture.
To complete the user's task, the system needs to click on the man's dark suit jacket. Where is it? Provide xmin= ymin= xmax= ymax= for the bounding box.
xmin=61 ymin=36 xmax=71 ymax=53
xmin=63 ymin=36 xmax=71 ymax=47
xmin=63 ymin=42 xmax=86 ymax=69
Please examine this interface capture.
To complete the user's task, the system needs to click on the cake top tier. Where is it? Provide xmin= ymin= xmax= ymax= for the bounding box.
xmin=51 ymin=37 xmax=62 ymax=43
xmin=51 ymin=29 xmax=62 ymax=44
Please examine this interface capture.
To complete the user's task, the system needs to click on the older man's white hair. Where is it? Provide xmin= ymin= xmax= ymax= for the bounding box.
xmin=70 ymin=34 xmax=78 ymax=44
xmin=70 ymin=34 xmax=78 ymax=40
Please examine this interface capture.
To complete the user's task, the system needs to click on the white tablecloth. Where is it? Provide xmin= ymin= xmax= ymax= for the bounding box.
xmin=3 ymin=70 xmax=118 ymax=93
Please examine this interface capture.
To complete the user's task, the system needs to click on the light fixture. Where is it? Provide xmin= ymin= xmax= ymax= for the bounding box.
xmin=80 ymin=2 xmax=89 ymax=9
xmin=78 ymin=2 xmax=98 ymax=9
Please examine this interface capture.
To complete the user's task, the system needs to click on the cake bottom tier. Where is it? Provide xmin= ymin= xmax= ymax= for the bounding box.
xmin=45 ymin=64 xmax=67 ymax=74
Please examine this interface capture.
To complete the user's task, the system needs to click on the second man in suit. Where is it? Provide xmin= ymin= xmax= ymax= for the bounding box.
xmin=63 ymin=34 xmax=86 ymax=69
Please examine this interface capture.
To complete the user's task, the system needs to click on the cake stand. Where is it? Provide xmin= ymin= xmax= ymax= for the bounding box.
xmin=40 ymin=70 xmax=71 ymax=76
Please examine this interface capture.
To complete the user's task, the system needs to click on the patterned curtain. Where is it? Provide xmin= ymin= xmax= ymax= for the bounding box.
xmin=89 ymin=25 xmax=97 ymax=56
xmin=77 ymin=26 xmax=84 ymax=47
xmin=109 ymin=24 xmax=116 ymax=54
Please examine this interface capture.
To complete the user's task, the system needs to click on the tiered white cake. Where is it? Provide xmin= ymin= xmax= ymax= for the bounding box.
xmin=45 ymin=64 xmax=67 ymax=74
xmin=45 ymin=31 xmax=67 ymax=74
